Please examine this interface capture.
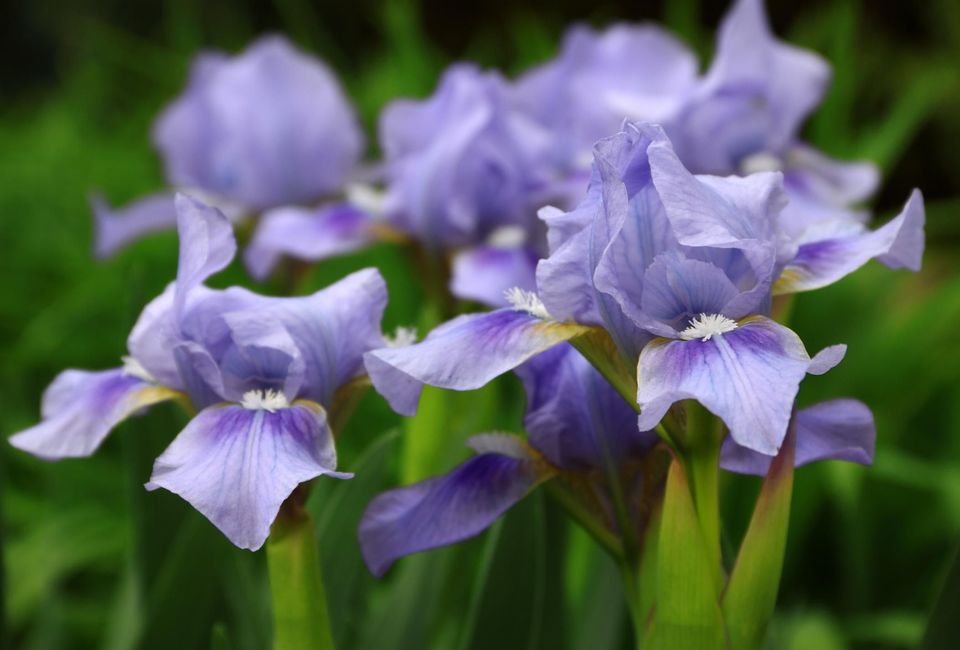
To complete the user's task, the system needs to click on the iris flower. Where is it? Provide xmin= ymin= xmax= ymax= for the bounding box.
xmin=92 ymin=36 xmax=365 ymax=258
xmin=364 ymin=123 xmax=921 ymax=460
xmin=359 ymin=344 xmax=659 ymax=576
xmin=12 ymin=194 xmax=388 ymax=550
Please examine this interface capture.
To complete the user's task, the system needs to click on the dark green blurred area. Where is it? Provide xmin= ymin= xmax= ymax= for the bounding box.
xmin=1 ymin=0 xmax=958 ymax=648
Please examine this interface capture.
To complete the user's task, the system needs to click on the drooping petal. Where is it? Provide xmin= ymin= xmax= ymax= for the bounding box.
xmin=515 ymin=345 xmax=654 ymax=471
xmin=243 ymin=203 xmax=375 ymax=281
xmin=173 ymin=193 xmax=237 ymax=319
xmin=90 ymin=191 xmax=178 ymax=259
xmin=358 ymin=441 xmax=549 ymax=576
xmin=365 ymin=309 xmax=590 ymax=416
xmin=775 ymin=190 xmax=925 ymax=294
xmin=146 ymin=401 xmax=349 ymax=551
xmin=720 ymin=398 xmax=875 ymax=475
xmin=636 ymin=317 xmax=838 ymax=455
xmin=450 ymin=245 xmax=539 ymax=307
xmin=9 ymin=369 xmax=177 ymax=460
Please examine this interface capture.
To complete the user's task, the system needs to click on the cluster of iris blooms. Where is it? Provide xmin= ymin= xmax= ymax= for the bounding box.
xmin=11 ymin=0 xmax=925 ymax=647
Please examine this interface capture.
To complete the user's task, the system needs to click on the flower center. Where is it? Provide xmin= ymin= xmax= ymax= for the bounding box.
xmin=240 ymin=389 xmax=290 ymax=412
xmin=384 ymin=326 xmax=418 ymax=348
xmin=679 ymin=313 xmax=738 ymax=342
xmin=504 ymin=287 xmax=552 ymax=320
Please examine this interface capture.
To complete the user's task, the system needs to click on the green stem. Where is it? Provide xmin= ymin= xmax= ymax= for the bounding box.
xmin=544 ymin=480 xmax=623 ymax=557
xmin=618 ymin=559 xmax=646 ymax=650
xmin=267 ymin=495 xmax=335 ymax=650
xmin=684 ymin=403 xmax=725 ymax=596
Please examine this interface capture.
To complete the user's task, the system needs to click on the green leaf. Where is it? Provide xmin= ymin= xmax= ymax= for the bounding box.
xmin=722 ymin=424 xmax=796 ymax=650
xmin=267 ymin=506 xmax=335 ymax=650
xmin=920 ymin=542 xmax=960 ymax=649
xmin=646 ymin=458 xmax=727 ymax=650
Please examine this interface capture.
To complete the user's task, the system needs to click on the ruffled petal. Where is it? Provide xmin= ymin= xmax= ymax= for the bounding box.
xmin=173 ymin=193 xmax=237 ymax=318
xmin=358 ymin=441 xmax=549 ymax=576
xmin=243 ymin=203 xmax=375 ymax=281
xmin=636 ymin=317 xmax=839 ymax=455
xmin=146 ymin=401 xmax=349 ymax=550
xmin=775 ymin=190 xmax=925 ymax=294
xmin=91 ymin=191 xmax=178 ymax=259
xmin=720 ymin=398 xmax=875 ymax=475
xmin=450 ymin=245 xmax=539 ymax=308
xmin=10 ymin=368 xmax=177 ymax=460
xmin=365 ymin=309 xmax=590 ymax=416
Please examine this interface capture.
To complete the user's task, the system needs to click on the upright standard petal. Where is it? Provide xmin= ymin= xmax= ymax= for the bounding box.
xmin=720 ymin=398 xmax=875 ymax=475
xmin=365 ymin=309 xmax=590 ymax=415
xmin=146 ymin=401 xmax=349 ymax=551
xmin=449 ymin=245 xmax=538 ymax=307
xmin=636 ymin=317 xmax=839 ymax=455
xmin=775 ymin=190 xmax=925 ymax=294
xmin=243 ymin=203 xmax=375 ymax=281
xmin=10 ymin=368 xmax=177 ymax=460
xmin=358 ymin=442 xmax=549 ymax=576
xmin=173 ymin=193 xmax=237 ymax=318
xmin=91 ymin=191 xmax=177 ymax=259
xmin=153 ymin=36 xmax=363 ymax=209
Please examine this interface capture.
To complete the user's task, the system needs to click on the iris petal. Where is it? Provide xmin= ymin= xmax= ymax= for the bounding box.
xmin=358 ymin=441 xmax=549 ymax=576
xmin=10 ymin=368 xmax=177 ymax=460
xmin=146 ymin=401 xmax=349 ymax=551
xmin=636 ymin=317 xmax=840 ymax=455
xmin=720 ymin=398 xmax=875 ymax=475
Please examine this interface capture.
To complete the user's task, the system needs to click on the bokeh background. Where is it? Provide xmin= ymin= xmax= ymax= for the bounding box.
xmin=2 ymin=0 xmax=959 ymax=648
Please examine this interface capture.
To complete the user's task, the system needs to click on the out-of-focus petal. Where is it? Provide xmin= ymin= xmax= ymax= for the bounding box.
xmin=146 ymin=400 xmax=349 ymax=551
xmin=775 ymin=190 xmax=925 ymax=294
xmin=91 ymin=191 xmax=178 ymax=259
xmin=10 ymin=369 xmax=177 ymax=460
xmin=636 ymin=317 xmax=839 ymax=455
xmin=243 ymin=203 xmax=375 ymax=281
xmin=450 ymin=245 xmax=539 ymax=307
xmin=153 ymin=36 xmax=363 ymax=209
xmin=358 ymin=442 xmax=549 ymax=576
xmin=720 ymin=398 xmax=875 ymax=475
xmin=365 ymin=309 xmax=590 ymax=416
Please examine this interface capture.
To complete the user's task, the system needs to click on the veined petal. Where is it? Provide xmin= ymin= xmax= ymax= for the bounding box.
xmin=775 ymin=190 xmax=925 ymax=294
xmin=91 ymin=191 xmax=177 ymax=259
xmin=720 ymin=398 xmax=875 ymax=475
xmin=243 ymin=203 xmax=375 ymax=281
xmin=174 ymin=193 xmax=237 ymax=319
xmin=636 ymin=317 xmax=836 ymax=455
xmin=10 ymin=368 xmax=177 ymax=460
xmin=146 ymin=401 xmax=349 ymax=551
xmin=365 ymin=309 xmax=590 ymax=416
xmin=450 ymin=245 xmax=538 ymax=308
xmin=358 ymin=440 xmax=550 ymax=576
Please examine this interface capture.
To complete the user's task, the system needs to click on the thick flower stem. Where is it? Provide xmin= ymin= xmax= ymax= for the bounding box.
xmin=683 ymin=403 xmax=725 ymax=595
xmin=267 ymin=493 xmax=335 ymax=650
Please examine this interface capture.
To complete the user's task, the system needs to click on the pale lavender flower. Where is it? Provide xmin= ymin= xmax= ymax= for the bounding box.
xmin=13 ymin=194 xmax=387 ymax=550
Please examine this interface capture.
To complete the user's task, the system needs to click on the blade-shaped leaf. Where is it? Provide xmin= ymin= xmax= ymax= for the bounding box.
xmin=722 ymin=423 xmax=797 ymax=650
xmin=646 ymin=458 xmax=727 ymax=650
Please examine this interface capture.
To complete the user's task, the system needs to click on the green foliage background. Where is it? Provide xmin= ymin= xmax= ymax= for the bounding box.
xmin=1 ymin=0 xmax=959 ymax=648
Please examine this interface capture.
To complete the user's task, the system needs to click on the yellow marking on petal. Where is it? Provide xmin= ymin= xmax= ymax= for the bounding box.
xmin=772 ymin=266 xmax=810 ymax=296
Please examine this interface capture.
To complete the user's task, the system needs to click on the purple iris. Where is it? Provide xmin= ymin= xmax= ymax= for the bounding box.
xmin=667 ymin=0 xmax=914 ymax=274
xmin=93 ymin=36 xmax=364 ymax=258
xmin=250 ymin=64 xmax=567 ymax=306
xmin=359 ymin=344 xmax=657 ymax=576
xmin=512 ymin=22 xmax=698 ymax=174
xmin=12 ymin=194 xmax=388 ymax=550
xmin=359 ymin=344 xmax=876 ymax=575
xmin=364 ymin=122 xmax=922 ymax=461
